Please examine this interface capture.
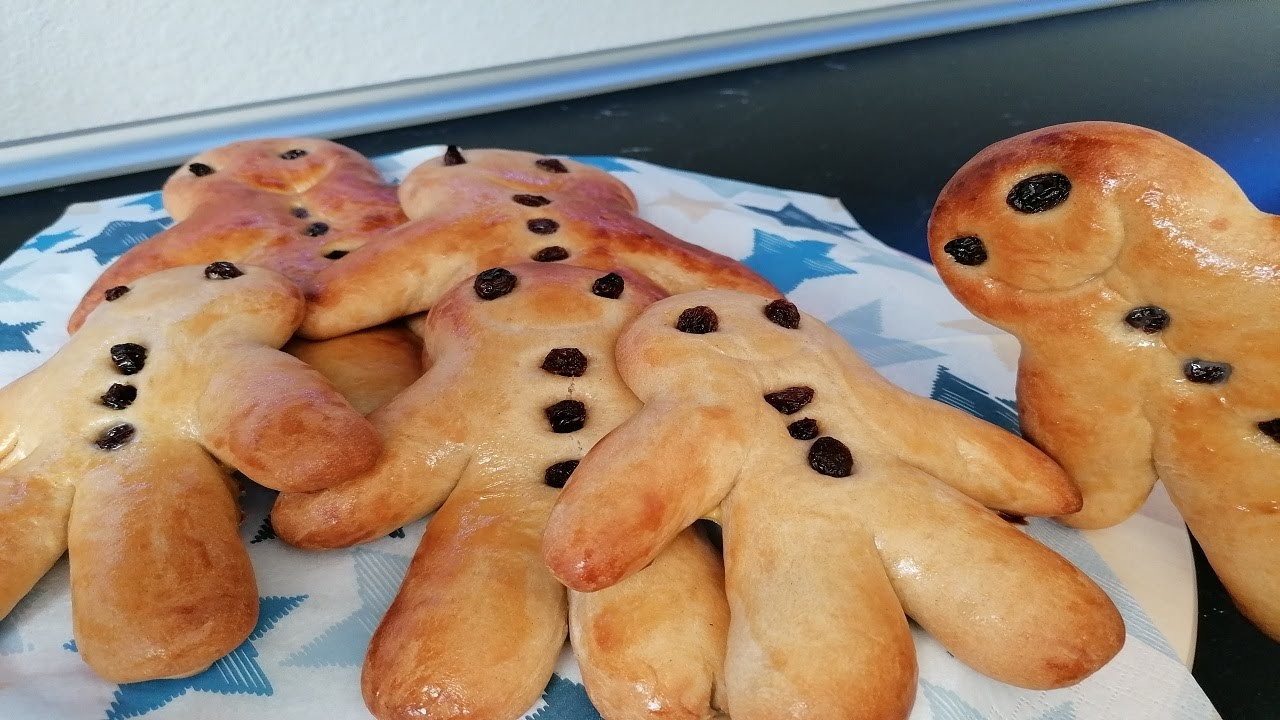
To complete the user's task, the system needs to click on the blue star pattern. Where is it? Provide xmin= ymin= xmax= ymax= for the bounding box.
xmin=66 ymin=595 xmax=306 ymax=720
xmin=284 ymin=548 xmax=408 ymax=668
xmin=0 ymin=321 xmax=42 ymax=353
xmin=25 ymin=228 xmax=80 ymax=252
xmin=524 ymin=674 xmax=602 ymax=720
xmin=928 ymin=366 xmax=1020 ymax=436
xmin=828 ymin=300 xmax=945 ymax=368
xmin=920 ymin=679 xmax=1076 ymax=719
xmin=0 ymin=263 xmax=37 ymax=303
xmin=57 ymin=218 xmax=173 ymax=265
xmin=666 ymin=168 xmax=791 ymax=200
xmin=122 ymin=193 xmax=165 ymax=212
xmin=740 ymin=202 xmax=858 ymax=238
xmin=740 ymin=229 xmax=855 ymax=293
xmin=570 ymin=156 xmax=635 ymax=173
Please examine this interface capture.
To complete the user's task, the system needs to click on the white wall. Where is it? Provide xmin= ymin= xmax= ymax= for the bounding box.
xmin=0 ymin=0 xmax=919 ymax=144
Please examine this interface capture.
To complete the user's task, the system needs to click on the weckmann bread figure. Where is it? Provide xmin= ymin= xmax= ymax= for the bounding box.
xmin=543 ymin=290 xmax=1125 ymax=720
xmin=0 ymin=263 xmax=380 ymax=682
xmin=928 ymin=121 xmax=1280 ymax=639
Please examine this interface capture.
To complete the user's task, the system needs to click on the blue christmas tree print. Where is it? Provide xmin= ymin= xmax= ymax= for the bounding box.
xmin=26 ymin=228 xmax=80 ymax=252
xmin=249 ymin=516 xmax=276 ymax=544
xmin=284 ymin=548 xmax=409 ymax=668
xmin=0 ymin=580 xmax=50 ymax=656
xmin=740 ymin=229 xmax=855 ymax=293
xmin=122 ymin=192 xmax=165 ymax=212
xmin=524 ymin=674 xmax=602 ymax=720
xmin=920 ymin=679 xmax=1075 ymax=719
xmin=0 ymin=321 xmax=42 ymax=353
xmin=67 ymin=595 xmax=306 ymax=720
xmin=741 ymin=202 xmax=858 ymax=238
xmin=0 ymin=263 xmax=37 ymax=303
xmin=571 ymin=156 xmax=635 ymax=173
xmin=828 ymin=300 xmax=945 ymax=368
xmin=929 ymin=366 xmax=1020 ymax=435
xmin=58 ymin=218 xmax=173 ymax=265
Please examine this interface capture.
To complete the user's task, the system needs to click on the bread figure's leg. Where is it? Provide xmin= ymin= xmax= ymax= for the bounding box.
xmin=362 ymin=487 xmax=566 ymax=720
xmin=570 ymin=527 xmax=728 ymax=720
xmin=720 ymin=480 xmax=916 ymax=720
xmin=69 ymin=440 xmax=257 ymax=683
xmin=860 ymin=462 xmax=1124 ymax=689
xmin=0 ymin=459 xmax=73 ymax=619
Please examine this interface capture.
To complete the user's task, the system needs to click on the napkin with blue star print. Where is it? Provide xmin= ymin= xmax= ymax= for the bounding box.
xmin=0 ymin=146 xmax=1219 ymax=720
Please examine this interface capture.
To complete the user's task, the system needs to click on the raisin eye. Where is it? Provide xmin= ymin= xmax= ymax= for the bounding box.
xmin=324 ymin=250 xmax=349 ymax=260
xmin=544 ymin=460 xmax=580 ymax=488
xmin=764 ymin=387 xmax=815 ymax=415
xmin=188 ymin=163 xmax=214 ymax=177
xmin=100 ymin=383 xmax=137 ymax=410
xmin=291 ymin=207 xmax=310 ymax=218
xmin=545 ymin=400 xmax=587 ymax=433
xmin=541 ymin=348 xmax=588 ymax=377
xmin=474 ymin=268 xmax=518 ymax=300
xmin=808 ymin=436 xmax=854 ymax=478
xmin=204 ymin=261 xmax=243 ymax=279
xmin=592 ymin=273 xmax=624 ymax=299
xmin=532 ymin=246 xmax=569 ymax=262
xmin=96 ymin=423 xmax=136 ymax=450
xmin=304 ymin=222 xmax=330 ymax=237
xmin=514 ymin=194 xmax=551 ymax=207
xmin=442 ymin=145 xmax=466 ymax=166
xmin=536 ymin=158 xmax=569 ymax=173
xmin=104 ymin=286 xmax=130 ymax=302
xmin=1007 ymin=173 xmax=1071 ymax=213
xmin=279 ymin=148 xmax=307 ymax=160
xmin=944 ymin=236 xmax=987 ymax=266
xmin=110 ymin=343 xmax=148 ymax=375
xmin=676 ymin=306 xmax=718 ymax=334
xmin=1184 ymin=359 xmax=1231 ymax=384
xmin=1124 ymin=306 xmax=1170 ymax=333
xmin=764 ymin=299 xmax=800 ymax=329
xmin=787 ymin=418 xmax=819 ymax=440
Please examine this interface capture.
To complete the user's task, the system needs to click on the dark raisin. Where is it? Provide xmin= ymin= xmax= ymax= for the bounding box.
xmin=100 ymin=383 xmax=137 ymax=410
xmin=1007 ymin=173 xmax=1072 ymax=213
xmin=532 ymin=246 xmax=569 ymax=262
xmin=204 ymin=261 xmax=244 ymax=279
xmin=944 ymin=236 xmax=987 ymax=266
xmin=324 ymin=250 xmax=349 ymax=260
xmin=474 ymin=267 xmax=518 ymax=300
xmin=544 ymin=460 xmax=580 ymax=488
xmin=513 ymin=194 xmax=552 ymax=207
xmin=527 ymin=218 xmax=560 ymax=235
xmin=787 ymin=417 xmax=819 ymax=440
xmin=592 ymin=273 xmax=624 ymax=299
xmin=279 ymin=148 xmax=307 ymax=160
xmin=1258 ymin=419 xmax=1280 ymax=442
xmin=764 ymin=386 xmax=815 ymax=415
xmin=110 ymin=343 xmax=148 ymax=375
xmin=808 ymin=436 xmax=854 ymax=478
xmin=1124 ymin=306 xmax=1170 ymax=333
xmin=304 ymin=222 xmax=330 ymax=237
xmin=676 ymin=306 xmax=718 ymax=334
xmin=1184 ymin=359 xmax=1231 ymax=384
xmin=104 ymin=286 xmax=130 ymax=302
xmin=536 ymin=158 xmax=569 ymax=173
xmin=95 ymin=423 xmax=136 ymax=450
xmin=764 ymin=298 xmax=800 ymax=329
xmin=188 ymin=163 xmax=214 ymax=177
xmin=997 ymin=511 xmax=1029 ymax=525
xmin=545 ymin=400 xmax=587 ymax=433
xmin=291 ymin=207 xmax=310 ymax=219
xmin=541 ymin=348 xmax=588 ymax=377
xmin=442 ymin=145 xmax=466 ymax=166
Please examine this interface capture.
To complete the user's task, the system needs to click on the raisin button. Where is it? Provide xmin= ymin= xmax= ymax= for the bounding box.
xmin=675 ymin=306 xmax=719 ymax=334
xmin=474 ymin=268 xmax=518 ymax=300
xmin=527 ymin=218 xmax=560 ymax=235
xmin=188 ymin=163 xmax=215 ymax=177
xmin=787 ymin=418 xmax=819 ymax=440
xmin=944 ymin=236 xmax=988 ymax=266
xmin=532 ymin=246 xmax=569 ymax=262
xmin=544 ymin=460 xmax=580 ymax=488
xmin=592 ymin=273 xmax=624 ymax=299
xmin=809 ymin=437 xmax=854 ymax=478
xmin=324 ymin=250 xmax=349 ymax=260
xmin=764 ymin=299 xmax=800 ymax=329
xmin=514 ymin=194 xmax=552 ymax=207
xmin=536 ymin=158 xmax=569 ymax=173
xmin=1258 ymin=419 xmax=1280 ymax=442
xmin=204 ymin=261 xmax=244 ymax=279
xmin=291 ymin=207 xmax=310 ymax=218
xmin=542 ymin=348 xmax=588 ymax=377
xmin=1124 ymin=306 xmax=1170 ymax=333
xmin=104 ymin=286 xmax=130 ymax=302
xmin=96 ymin=423 xmax=136 ymax=450
xmin=1184 ymin=359 xmax=1231 ymax=384
xmin=304 ymin=222 xmax=330 ymax=237
xmin=545 ymin=400 xmax=587 ymax=433
xmin=279 ymin=148 xmax=307 ymax=160
xmin=100 ymin=383 xmax=137 ymax=410
xmin=442 ymin=145 xmax=466 ymax=166
xmin=764 ymin=386 xmax=815 ymax=415
xmin=110 ymin=343 xmax=148 ymax=375
xmin=1007 ymin=173 xmax=1072 ymax=213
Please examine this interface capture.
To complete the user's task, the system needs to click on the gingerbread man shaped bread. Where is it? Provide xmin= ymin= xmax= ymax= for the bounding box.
xmin=299 ymin=146 xmax=776 ymax=339
xmin=543 ymin=290 xmax=1124 ymax=720
xmin=273 ymin=264 xmax=729 ymax=720
xmin=927 ymin=121 xmax=1280 ymax=639
xmin=0 ymin=263 xmax=380 ymax=682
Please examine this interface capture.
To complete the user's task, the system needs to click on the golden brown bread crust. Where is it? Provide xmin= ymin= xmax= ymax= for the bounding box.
xmin=927 ymin=121 xmax=1280 ymax=638
xmin=284 ymin=325 xmax=424 ymax=415
xmin=275 ymin=264 xmax=728 ymax=720
xmin=67 ymin=137 xmax=406 ymax=333
xmin=0 ymin=263 xmax=380 ymax=682
xmin=543 ymin=290 xmax=1123 ymax=718
xmin=299 ymin=148 xmax=776 ymax=339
